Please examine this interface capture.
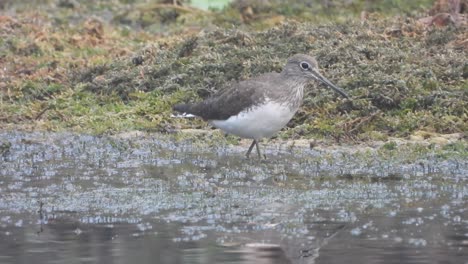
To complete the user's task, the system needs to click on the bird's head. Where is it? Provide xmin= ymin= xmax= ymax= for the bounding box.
xmin=282 ymin=54 xmax=349 ymax=99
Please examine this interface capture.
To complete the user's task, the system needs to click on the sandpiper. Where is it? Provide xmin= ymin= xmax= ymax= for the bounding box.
xmin=173 ymin=54 xmax=349 ymax=158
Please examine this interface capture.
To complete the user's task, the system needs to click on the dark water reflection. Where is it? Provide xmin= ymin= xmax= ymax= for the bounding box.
xmin=0 ymin=132 xmax=467 ymax=264
xmin=1 ymin=219 xmax=294 ymax=264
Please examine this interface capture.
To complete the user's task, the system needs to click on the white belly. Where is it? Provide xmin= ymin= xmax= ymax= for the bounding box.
xmin=210 ymin=101 xmax=297 ymax=140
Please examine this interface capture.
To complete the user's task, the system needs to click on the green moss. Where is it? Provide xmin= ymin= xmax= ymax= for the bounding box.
xmin=1 ymin=1 xmax=466 ymax=142
xmin=382 ymin=141 xmax=397 ymax=151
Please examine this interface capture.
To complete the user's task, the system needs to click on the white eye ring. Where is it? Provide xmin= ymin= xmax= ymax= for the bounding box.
xmin=300 ymin=61 xmax=310 ymax=70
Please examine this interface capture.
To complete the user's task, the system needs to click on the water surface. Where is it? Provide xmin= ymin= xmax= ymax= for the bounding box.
xmin=0 ymin=132 xmax=467 ymax=263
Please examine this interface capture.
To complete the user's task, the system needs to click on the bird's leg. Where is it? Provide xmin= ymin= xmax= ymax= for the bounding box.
xmin=246 ymin=140 xmax=256 ymax=158
xmin=255 ymin=140 xmax=266 ymax=159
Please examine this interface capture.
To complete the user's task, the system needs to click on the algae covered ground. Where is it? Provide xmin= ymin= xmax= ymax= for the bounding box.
xmin=0 ymin=0 xmax=467 ymax=143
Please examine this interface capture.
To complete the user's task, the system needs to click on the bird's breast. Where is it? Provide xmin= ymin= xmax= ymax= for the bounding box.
xmin=270 ymin=81 xmax=305 ymax=111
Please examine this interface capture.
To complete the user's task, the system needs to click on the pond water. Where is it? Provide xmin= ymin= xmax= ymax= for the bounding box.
xmin=0 ymin=132 xmax=467 ymax=263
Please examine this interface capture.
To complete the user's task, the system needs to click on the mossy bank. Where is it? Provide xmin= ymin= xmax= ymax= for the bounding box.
xmin=0 ymin=0 xmax=466 ymax=144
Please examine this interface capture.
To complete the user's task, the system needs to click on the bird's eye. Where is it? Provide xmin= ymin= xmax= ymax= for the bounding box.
xmin=300 ymin=62 xmax=310 ymax=70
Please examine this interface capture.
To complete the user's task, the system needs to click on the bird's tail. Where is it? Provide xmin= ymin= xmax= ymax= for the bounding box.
xmin=173 ymin=103 xmax=191 ymax=113
xmin=172 ymin=103 xmax=196 ymax=118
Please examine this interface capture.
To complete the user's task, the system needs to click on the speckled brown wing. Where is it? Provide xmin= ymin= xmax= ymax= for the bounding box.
xmin=173 ymin=73 xmax=280 ymax=120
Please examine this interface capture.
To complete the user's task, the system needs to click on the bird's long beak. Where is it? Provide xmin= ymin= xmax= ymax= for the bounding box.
xmin=309 ymin=69 xmax=349 ymax=99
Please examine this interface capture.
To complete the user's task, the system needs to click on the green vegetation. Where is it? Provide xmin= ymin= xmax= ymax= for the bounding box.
xmin=0 ymin=0 xmax=466 ymax=144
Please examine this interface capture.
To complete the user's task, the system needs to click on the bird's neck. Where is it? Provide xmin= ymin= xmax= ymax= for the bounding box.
xmin=274 ymin=73 xmax=307 ymax=110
